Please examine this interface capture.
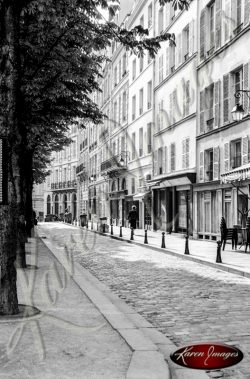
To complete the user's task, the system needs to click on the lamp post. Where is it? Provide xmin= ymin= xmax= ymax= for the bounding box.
xmin=231 ymin=90 xmax=250 ymax=122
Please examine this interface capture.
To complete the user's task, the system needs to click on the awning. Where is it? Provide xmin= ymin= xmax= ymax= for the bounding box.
xmin=221 ymin=163 xmax=250 ymax=183
xmin=149 ymin=172 xmax=196 ymax=189
xmin=133 ymin=191 xmax=150 ymax=200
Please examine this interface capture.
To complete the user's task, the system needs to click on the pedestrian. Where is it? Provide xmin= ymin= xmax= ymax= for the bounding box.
xmin=128 ymin=205 xmax=137 ymax=230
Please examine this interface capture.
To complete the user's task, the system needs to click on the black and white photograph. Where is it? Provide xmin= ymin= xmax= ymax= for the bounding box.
xmin=1 ymin=0 xmax=250 ymax=377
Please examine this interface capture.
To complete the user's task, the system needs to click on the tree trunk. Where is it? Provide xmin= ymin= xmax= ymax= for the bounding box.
xmin=0 ymin=1 xmax=22 ymax=313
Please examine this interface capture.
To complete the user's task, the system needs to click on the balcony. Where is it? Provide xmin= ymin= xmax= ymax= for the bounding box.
xmin=101 ymin=153 xmax=128 ymax=178
xmin=51 ymin=180 xmax=77 ymax=191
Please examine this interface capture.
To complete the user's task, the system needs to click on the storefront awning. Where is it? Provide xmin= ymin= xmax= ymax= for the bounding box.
xmin=149 ymin=172 xmax=196 ymax=189
xmin=133 ymin=191 xmax=150 ymax=200
xmin=221 ymin=163 xmax=250 ymax=183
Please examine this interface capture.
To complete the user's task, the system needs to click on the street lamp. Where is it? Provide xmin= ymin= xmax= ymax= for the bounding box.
xmin=231 ymin=90 xmax=250 ymax=122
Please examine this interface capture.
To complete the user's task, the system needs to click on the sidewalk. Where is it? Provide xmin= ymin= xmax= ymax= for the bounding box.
xmin=84 ymin=221 xmax=250 ymax=278
xmin=0 ymin=234 xmax=176 ymax=379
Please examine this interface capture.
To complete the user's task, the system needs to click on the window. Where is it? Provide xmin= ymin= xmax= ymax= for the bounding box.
xmin=147 ymin=123 xmax=152 ymax=153
xmin=234 ymin=0 xmax=243 ymax=34
xmin=234 ymin=68 xmax=243 ymax=104
xmin=182 ymin=25 xmax=189 ymax=61
xmin=132 ymin=59 xmax=136 ymax=80
xmin=132 ymin=95 xmax=136 ymax=120
xmin=139 ymin=88 xmax=143 ymax=115
xmin=139 ymin=128 xmax=143 ymax=157
xmin=139 ymin=54 xmax=144 ymax=72
xmin=158 ymin=148 xmax=163 ymax=174
xmin=132 ymin=132 xmax=136 ymax=160
xmin=205 ymin=149 xmax=214 ymax=181
xmin=205 ymin=83 xmax=214 ymax=131
xmin=131 ymin=178 xmax=135 ymax=194
xmin=170 ymin=143 xmax=176 ymax=171
xmin=148 ymin=3 xmax=152 ymax=28
xmin=147 ymin=81 xmax=152 ymax=109
xmin=230 ymin=139 xmax=242 ymax=169
xmin=158 ymin=7 xmax=163 ymax=34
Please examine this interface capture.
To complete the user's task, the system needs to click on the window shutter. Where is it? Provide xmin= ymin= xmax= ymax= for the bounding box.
xmin=223 ymin=74 xmax=230 ymax=123
xmin=160 ymin=99 xmax=164 ymax=129
xmin=213 ymin=146 xmax=220 ymax=180
xmin=166 ymin=47 xmax=170 ymax=76
xmin=224 ymin=142 xmax=229 ymax=172
xmin=169 ymin=92 xmax=173 ymax=124
xmin=200 ymin=9 xmax=206 ymax=60
xmin=178 ymin=34 xmax=182 ymax=66
xmin=215 ymin=0 xmax=222 ymax=49
xmin=243 ymin=63 xmax=249 ymax=114
xmin=189 ymin=20 xmax=194 ymax=56
xmin=186 ymin=138 xmax=190 ymax=168
xmin=199 ymin=151 xmax=204 ymax=182
xmin=162 ymin=147 xmax=165 ymax=174
xmin=214 ymin=80 xmax=221 ymax=128
xmin=224 ymin=0 xmax=231 ymax=41
xmin=200 ymin=90 xmax=206 ymax=133
xmin=242 ymin=136 xmax=249 ymax=165
xmin=182 ymin=140 xmax=185 ymax=168
xmin=153 ymin=150 xmax=158 ymax=176
xmin=245 ymin=0 xmax=250 ymax=25
xmin=182 ymin=79 xmax=186 ymax=117
xmin=166 ymin=3 xmax=170 ymax=26
xmin=173 ymin=89 xmax=177 ymax=123
xmin=165 ymin=146 xmax=168 ymax=173
xmin=171 ymin=143 xmax=175 ymax=171
xmin=186 ymin=80 xmax=190 ymax=116
xmin=175 ymin=35 xmax=179 ymax=67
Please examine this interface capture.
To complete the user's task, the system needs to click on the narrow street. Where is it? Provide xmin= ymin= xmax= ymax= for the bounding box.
xmin=39 ymin=223 xmax=250 ymax=379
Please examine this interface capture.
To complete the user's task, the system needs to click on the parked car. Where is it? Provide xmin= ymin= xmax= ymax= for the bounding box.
xmin=45 ymin=214 xmax=60 ymax=222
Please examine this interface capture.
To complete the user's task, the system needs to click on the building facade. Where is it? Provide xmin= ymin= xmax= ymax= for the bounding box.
xmin=44 ymin=125 xmax=78 ymax=222
xmin=42 ymin=0 xmax=250 ymax=240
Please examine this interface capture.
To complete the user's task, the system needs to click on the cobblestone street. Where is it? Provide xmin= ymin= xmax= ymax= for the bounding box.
xmin=39 ymin=223 xmax=250 ymax=378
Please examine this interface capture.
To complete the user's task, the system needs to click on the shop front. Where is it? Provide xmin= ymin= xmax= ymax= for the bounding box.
xmin=109 ymin=189 xmax=128 ymax=226
xmin=150 ymin=173 xmax=196 ymax=234
xmin=133 ymin=192 xmax=151 ymax=229
xmin=193 ymin=163 xmax=250 ymax=240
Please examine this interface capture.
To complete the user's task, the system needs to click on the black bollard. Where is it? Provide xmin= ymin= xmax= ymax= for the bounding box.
xmin=103 ymin=223 xmax=105 ymax=233
xmin=216 ymin=240 xmax=222 ymax=263
xmin=120 ymin=226 xmax=123 ymax=237
xmin=161 ymin=232 xmax=166 ymax=248
xmin=130 ymin=227 xmax=134 ymax=241
xmin=91 ymin=221 xmax=93 ymax=230
xmin=184 ymin=235 xmax=190 ymax=255
xmin=111 ymin=224 xmax=113 ymax=235
xmin=144 ymin=230 xmax=148 ymax=244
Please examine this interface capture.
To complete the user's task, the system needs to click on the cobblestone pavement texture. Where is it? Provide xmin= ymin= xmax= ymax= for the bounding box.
xmin=39 ymin=223 xmax=250 ymax=379
xmin=0 ymin=235 xmax=131 ymax=379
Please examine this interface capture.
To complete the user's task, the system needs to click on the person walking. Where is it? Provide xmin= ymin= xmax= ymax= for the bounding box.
xmin=128 ymin=205 xmax=137 ymax=230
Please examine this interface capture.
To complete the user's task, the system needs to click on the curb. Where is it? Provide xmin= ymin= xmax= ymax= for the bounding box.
xmin=71 ymin=224 xmax=250 ymax=279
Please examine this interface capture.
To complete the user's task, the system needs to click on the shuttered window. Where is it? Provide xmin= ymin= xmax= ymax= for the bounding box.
xmin=213 ymin=146 xmax=220 ymax=180
xmin=200 ymin=90 xmax=206 ymax=133
xmin=215 ymin=0 xmax=222 ymax=49
xmin=199 ymin=151 xmax=204 ymax=182
xmin=242 ymin=136 xmax=249 ymax=165
xmin=244 ymin=0 xmax=250 ymax=25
